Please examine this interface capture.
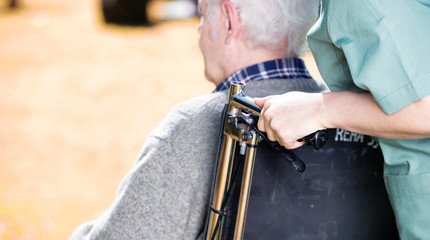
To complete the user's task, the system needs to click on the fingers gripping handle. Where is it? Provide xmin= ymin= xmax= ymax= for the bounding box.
xmin=232 ymin=94 xmax=328 ymax=150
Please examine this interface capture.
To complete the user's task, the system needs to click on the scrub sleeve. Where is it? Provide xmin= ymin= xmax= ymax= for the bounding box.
xmin=307 ymin=0 xmax=430 ymax=239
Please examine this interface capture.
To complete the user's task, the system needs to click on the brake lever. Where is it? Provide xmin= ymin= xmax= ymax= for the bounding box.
xmin=251 ymin=124 xmax=307 ymax=172
xmin=235 ymin=114 xmax=306 ymax=172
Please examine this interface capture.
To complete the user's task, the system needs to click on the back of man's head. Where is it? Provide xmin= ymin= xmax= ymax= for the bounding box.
xmin=204 ymin=0 xmax=319 ymax=57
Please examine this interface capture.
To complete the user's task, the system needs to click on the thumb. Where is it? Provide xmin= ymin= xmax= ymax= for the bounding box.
xmin=254 ymin=95 xmax=275 ymax=108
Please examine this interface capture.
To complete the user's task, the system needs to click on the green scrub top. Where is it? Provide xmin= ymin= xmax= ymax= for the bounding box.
xmin=307 ymin=0 xmax=430 ymax=239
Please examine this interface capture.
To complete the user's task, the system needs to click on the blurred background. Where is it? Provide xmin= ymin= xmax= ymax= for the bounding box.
xmin=0 ymin=0 xmax=321 ymax=239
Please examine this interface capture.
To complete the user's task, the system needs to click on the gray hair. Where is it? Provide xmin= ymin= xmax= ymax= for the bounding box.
xmin=205 ymin=0 xmax=319 ymax=56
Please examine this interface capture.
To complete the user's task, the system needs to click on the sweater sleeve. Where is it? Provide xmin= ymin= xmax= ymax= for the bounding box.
xmin=70 ymin=92 xmax=227 ymax=240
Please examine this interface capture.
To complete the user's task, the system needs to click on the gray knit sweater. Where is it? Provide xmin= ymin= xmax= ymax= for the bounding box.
xmin=70 ymin=78 xmax=327 ymax=240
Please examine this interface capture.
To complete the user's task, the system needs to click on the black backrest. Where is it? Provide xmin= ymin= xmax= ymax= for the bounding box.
xmin=220 ymin=128 xmax=398 ymax=240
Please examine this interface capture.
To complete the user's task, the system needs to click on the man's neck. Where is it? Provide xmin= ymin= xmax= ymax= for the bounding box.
xmin=219 ymin=45 xmax=291 ymax=85
xmin=213 ymin=57 xmax=312 ymax=92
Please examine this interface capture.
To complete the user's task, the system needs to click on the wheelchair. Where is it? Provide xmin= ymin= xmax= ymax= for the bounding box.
xmin=204 ymin=82 xmax=398 ymax=240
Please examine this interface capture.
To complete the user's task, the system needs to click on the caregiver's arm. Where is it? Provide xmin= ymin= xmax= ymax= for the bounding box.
xmin=255 ymin=91 xmax=430 ymax=149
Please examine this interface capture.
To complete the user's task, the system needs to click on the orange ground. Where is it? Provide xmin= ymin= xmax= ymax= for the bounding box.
xmin=0 ymin=1 xmax=321 ymax=239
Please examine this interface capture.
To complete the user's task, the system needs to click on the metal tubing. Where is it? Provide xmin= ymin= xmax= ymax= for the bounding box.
xmin=205 ymin=82 xmax=245 ymax=240
xmin=233 ymin=143 xmax=258 ymax=240
xmin=205 ymin=82 xmax=261 ymax=240
xmin=206 ymin=135 xmax=237 ymax=240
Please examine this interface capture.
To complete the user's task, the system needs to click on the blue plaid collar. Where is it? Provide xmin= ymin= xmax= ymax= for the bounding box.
xmin=213 ymin=58 xmax=312 ymax=92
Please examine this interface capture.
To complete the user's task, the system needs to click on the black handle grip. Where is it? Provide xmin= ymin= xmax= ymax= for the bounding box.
xmin=300 ymin=130 xmax=329 ymax=150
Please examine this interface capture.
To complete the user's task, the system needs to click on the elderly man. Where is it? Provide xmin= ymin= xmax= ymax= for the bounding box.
xmin=70 ymin=0 xmax=324 ymax=239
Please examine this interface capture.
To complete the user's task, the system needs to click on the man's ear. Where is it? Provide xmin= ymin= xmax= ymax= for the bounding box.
xmin=221 ymin=0 xmax=241 ymax=44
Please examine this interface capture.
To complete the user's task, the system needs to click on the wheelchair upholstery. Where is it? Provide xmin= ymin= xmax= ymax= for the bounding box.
xmin=219 ymin=128 xmax=398 ymax=240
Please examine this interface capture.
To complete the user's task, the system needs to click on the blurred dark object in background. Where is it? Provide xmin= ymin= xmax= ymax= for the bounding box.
xmin=101 ymin=0 xmax=151 ymax=26
xmin=101 ymin=0 xmax=198 ymax=26
xmin=9 ymin=0 xmax=18 ymax=8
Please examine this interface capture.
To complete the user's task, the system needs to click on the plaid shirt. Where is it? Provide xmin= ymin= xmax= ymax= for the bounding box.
xmin=213 ymin=58 xmax=313 ymax=92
